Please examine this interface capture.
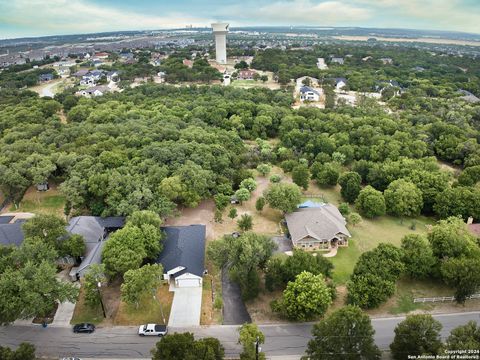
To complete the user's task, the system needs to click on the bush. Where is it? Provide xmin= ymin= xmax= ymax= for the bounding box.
xmin=213 ymin=296 xmax=223 ymax=310
xmin=270 ymin=174 xmax=282 ymax=183
xmin=338 ymin=203 xmax=350 ymax=216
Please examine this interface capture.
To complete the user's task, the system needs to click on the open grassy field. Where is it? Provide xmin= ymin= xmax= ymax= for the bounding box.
xmin=71 ymin=285 xmax=105 ymax=325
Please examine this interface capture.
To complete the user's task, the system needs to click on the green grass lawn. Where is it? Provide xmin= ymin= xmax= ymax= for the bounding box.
xmin=330 ymin=215 xmax=434 ymax=284
xmin=10 ymin=193 xmax=66 ymax=215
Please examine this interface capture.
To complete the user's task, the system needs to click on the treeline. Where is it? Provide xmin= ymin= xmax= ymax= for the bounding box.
xmin=0 ymin=67 xmax=58 ymax=89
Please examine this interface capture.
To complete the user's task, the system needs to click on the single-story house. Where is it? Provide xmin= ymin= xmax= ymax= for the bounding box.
xmin=67 ymin=216 xmax=125 ymax=280
xmin=73 ymin=69 xmax=89 ymax=78
xmin=458 ymin=90 xmax=480 ymax=104
xmin=334 ymin=77 xmax=347 ymax=90
xmin=285 ymin=204 xmax=351 ymax=251
xmin=76 ymin=85 xmax=110 ymax=97
xmin=380 ymin=57 xmax=393 ymax=65
xmin=316 ymin=58 xmax=328 ymax=70
xmin=331 ymin=57 xmax=344 ymax=65
xmin=39 ymin=73 xmax=54 ymax=82
xmin=300 ymin=86 xmax=321 ymax=102
xmin=106 ymin=71 xmax=119 ymax=82
xmin=157 ymin=225 xmax=206 ymax=288
xmin=237 ymin=69 xmax=257 ymax=80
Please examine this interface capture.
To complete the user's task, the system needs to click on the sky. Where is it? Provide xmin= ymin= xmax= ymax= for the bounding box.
xmin=0 ymin=0 xmax=479 ymax=39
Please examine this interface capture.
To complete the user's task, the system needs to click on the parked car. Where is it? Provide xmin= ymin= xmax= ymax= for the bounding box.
xmin=72 ymin=323 xmax=95 ymax=334
xmin=138 ymin=324 xmax=167 ymax=336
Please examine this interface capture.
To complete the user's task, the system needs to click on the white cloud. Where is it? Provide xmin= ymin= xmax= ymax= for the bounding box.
xmin=356 ymin=0 xmax=480 ymax=33
xmin=0 ymin=0 xmax=211 ymax=36
xmin=226 ymin=0 xmax=371 ymax=26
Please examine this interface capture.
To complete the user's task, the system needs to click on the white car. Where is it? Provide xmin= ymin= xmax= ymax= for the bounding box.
xmin=138 ymin=324 xmax=168 ymax=337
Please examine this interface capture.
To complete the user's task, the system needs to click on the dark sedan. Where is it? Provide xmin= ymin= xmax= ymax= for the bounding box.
xmin=73 ymin=323 xmax=95 ymax=334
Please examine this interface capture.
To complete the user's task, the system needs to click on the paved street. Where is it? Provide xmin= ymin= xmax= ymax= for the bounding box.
xmin=1 ymin=312 xmax=479 ymax=359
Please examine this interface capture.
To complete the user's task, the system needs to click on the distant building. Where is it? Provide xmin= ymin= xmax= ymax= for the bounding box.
xmin=183 ymin=59 xmax=193 ymax=68
xmin=458 ymin=90 xmax=480 ymax=103
xmin=94 ymin=52 xmax=109 ymax=59
xmin=299 ymin=86 xmax=321 ymax=102
xmin=331 ymin=57 xmax=344 ymax=65
xmin=76 ymin=85 xmax=110 ymax=97
xmin=316 ymin=58 xmax=328 ymax=70
xmin=237 ymin=69 xmax=257 ymax=80
xmin=334 ymin=77 xmax=347 ymax=90
xmin=38 ymin=73 xmax=54 ymax=82
xmin=380 ymin=57 xmax=393 ymax=65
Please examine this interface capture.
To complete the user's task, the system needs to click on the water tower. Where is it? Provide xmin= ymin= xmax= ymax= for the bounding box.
xmin=211 ymin=23 xmax=229 ymax=64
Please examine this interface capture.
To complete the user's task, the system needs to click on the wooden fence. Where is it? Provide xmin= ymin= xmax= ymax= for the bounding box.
xmin=414 ymin=293 xmax=480 ymax=303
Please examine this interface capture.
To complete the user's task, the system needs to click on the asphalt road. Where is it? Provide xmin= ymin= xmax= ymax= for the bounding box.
xmin=1 ymin=312 xmax=480 ymax=359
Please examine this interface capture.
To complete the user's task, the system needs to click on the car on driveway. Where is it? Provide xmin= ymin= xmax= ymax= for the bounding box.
xmin=73 ymin=323 xmax=95 ymax=334
xmin=138 ymin=324 xmax=167 ymax=336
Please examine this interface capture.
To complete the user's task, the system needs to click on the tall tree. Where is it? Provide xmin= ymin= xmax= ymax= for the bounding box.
xmin=338 ymin=171 xmax=362 ymax=203
xmin=277 ymin=271 xmax=332 ymax=321
xmin=384 ymin=179 xmax=423 ymax=217
xmin=355 ymin=186 xmax=386 ymax=218
xmin=237 ymin=214 xmax=253 ymax=232
xmin=121 ymin=264 xmax=163 ymax=308
xmin=151 ymin=332 xmax=224 ymax=360
xmin=441 ymin=256 xmax=480 ymax=303
xmin=306 ymin=305 xmax=381 ymax=360
xmin=22 ymin=214 xmax=67 ymax=249
xmin=291 ymin=164 xmax=310 ymax=190
xmin=390 ymin=315 xmax=442 ymax=360
xmin=83 ymin=264 xmax=106 ymax=308
xmin=238 ymin=323 xmax=265 ymax=360
xmin=401 ymin=234 xmax=435 ymax=279
xmin=263 ymin=183 xmax=302 ymax=213
xmin=446 ymin=321 xmax=480 ymax=351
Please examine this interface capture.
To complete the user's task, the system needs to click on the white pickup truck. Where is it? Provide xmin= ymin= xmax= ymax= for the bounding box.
xmin=138 ymin=324 xmax=168 ymax=337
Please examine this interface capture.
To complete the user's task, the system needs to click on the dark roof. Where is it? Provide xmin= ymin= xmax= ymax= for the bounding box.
xmin=0 ymin=216 xmax=14 ymax=224
xmin=97 ymin=217 xmax=125 ymax=229
xmin=300 ymin=86 xmax=320 ymax=95
xmin=0 ymin=223 xmax=24 ymax=247
xmin=156 ymin=225 xmax=206 ymax=278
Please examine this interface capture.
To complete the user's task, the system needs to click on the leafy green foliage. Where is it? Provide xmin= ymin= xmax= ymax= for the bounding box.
xmin=291 ymin=164 xmax=310 ymax=190
xmin=0 ymin=343 xmax=36 ymax=360
xmin=151 ymin=332 xmax=225 ymax=360
xmin=384 ymin=179 xmax=423 ymax=217
xmin=276 ymin=271 xmax=332 ymax=321
xmin=60 ymin=234 xmax=86 ymax=258
xmin=306 ymin=305 xmax=381 ymax=360
xmin=390 ymin=315 xmax=442 ymax=360
xmin=22 ymin=214 xmax=67 ymax=249
xmin=237 ymin=214 xmax=253 ymax=232
xmin=446 ymin=321 xmax=480 ymax=351
xmin=207 ymin=233 xmax=276 ymax=300
xmin=338 ymin=171 xmax=362 ymax=203
xmin=238 ymin=323 xmax=265 ymax=360
xmin=83 ymin=264 xmax=106 ymax=308
xmin=401 ymin=234 xmax=435 ymax=279
xmin=263 ymin=183 xmax=302 ymax=213
xmin=121 ymin=264 xmax=163 ymax=308
xmin=255 ymin=197 xmax=266 ymax=212
xmin=355 ymin=186 xmax=386 ymax=218
xmin=347 ymin=244 xmax=404 ymax=308
xmin=441 ymin=257 xmax=480 ymax=303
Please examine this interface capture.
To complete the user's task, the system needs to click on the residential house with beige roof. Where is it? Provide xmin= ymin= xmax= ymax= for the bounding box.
xmin=285 ymin=203 xmax=351 ymax=251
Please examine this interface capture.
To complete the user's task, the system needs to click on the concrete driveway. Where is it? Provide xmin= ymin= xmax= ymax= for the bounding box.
xmin=271 ymin=235 xmax=293 ymax=254
xmin=168 ymin=287 xmax=202 ymax=327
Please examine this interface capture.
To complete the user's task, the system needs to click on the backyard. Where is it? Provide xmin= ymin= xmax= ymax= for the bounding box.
xmin=5 ymin=184 xmax=66 ymax=216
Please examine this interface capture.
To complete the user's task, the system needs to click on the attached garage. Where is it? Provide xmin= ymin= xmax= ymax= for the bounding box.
xmin=175 ymin=273 xmax=202 ymax=287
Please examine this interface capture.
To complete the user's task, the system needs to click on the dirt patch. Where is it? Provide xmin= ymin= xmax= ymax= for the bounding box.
xmin=246 ymin=287 xmax=284 ymax=324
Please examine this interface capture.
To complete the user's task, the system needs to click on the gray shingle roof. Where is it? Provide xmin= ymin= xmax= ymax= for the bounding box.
xmin=285 ymin=205 xmax=351 ymax=245
xmin=156 ymin=225 xmax=206 ymax=278
xmin=0 ymin=223 xmax=24 ymax=247
xmin=0 ymin=216 xmax=14 ymax=224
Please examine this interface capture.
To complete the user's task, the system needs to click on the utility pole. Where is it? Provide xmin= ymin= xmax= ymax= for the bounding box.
xmin=97 ymin=281 xmax=106 ymax=318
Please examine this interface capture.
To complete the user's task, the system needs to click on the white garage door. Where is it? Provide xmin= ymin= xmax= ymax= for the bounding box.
xmin=176 ymin=278 xmax=200 ymax=287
